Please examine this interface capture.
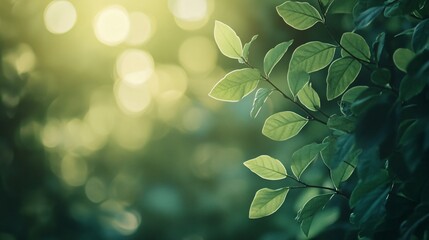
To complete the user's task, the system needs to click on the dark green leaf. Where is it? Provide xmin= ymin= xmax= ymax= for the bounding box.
xmin=264 ymin=40 xmax=294 ymax=77
xmin=327 ymin=114 xmax=356 ymax=133
xmin=244 ymin=155 xmax=287 ymax=180
xmin=209 ymin=68 xmax=260 ymax=102
xmin=412 ymin=19 xmax=429 ymax=53
xmin=276 ymin=1 xmax=323 ymax=30
xmin=291 ymin=142 xmax=328 ymax=179
xmin=326 ymin=57 xmax=362 ymax=100
xmin=214 ymin=21 xmax=243 ymax=59
xmin=262 ymin=111 xmax=309 ymax=141
xmin=399 ymin=76 xmax=426 ymax=101
xmin=296 ymin=194 xmax=333 ymax=222
xmin=349 ymin=170 xmax=389 ymax=208
xmin=331 ymin=154 xmax=359 ymax=188
xmin=354 ymin=6 xmax=383 ymax=30
xmin=249 ymin=188 xmax=289 ymax=219
xmin=250 ymin=88 xmax=273 ymax=118
xmin=372 ymin=32 xmax=386 ymax=64
xmin=371 ymin=68 xmax=391 ymax=86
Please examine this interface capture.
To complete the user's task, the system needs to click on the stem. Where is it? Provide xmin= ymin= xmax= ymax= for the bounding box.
xmin=288 ymin=175 xmax=349 ymax=199
xmin=241 ymin=58 xmax=328 ymax=125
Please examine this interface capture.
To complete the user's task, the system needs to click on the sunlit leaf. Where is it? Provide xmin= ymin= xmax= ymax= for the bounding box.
xmin=340 ymin=32 xmax=371 ymax=61
xmin=326 ymin=57 xmax=362 ymax=100
xmin=276 ymin=1 xmax=323 ymax=30
xmin=288 ymin=71 xmax=310 ymax=98
xmin=297 ymin=83 xmax=321 ymax=112
xmin=354 ymin=6 xmax=383 ymax=30
xmin=262 ymin=111 xmax=309 ymax=141
xmin=393 ymin=48 xmax=415 ymax=72
xmin=214 ymin=21 xmax=243 ymax=59
xmin=244 ymin=155 xmax=287 ymax=180
xmin=291 ymin=142 xmax=328 ymax=179
xmin=240 ymin=35 xmax=259 ymax=63
xmin=250 ymin=88 xmax=273 ymax=118
xmin=412 ymin=19 xmax=429 ymax=53
xmin=264 ymin=40 xmax=294 ymax=77
xmin=209 ymin=68 xmax=260 ymax=102
xmin=331 ymin=153 xmax=359 ymax=188
xmin=350 ymin=170 xmax=389 ymax=208
xmin=249 ymin=188 xmax=289 ymax=219
xmin=296 ymin=194 xmax=333 ymax=222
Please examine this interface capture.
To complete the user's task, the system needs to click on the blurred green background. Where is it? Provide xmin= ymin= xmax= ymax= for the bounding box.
xmin=0 ymin=0 xmax=350 ymax=239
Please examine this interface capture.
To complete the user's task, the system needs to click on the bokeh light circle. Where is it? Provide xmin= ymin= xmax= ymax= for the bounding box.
xmin=179 ymin=36 xmax=217 ymax=74
xmin=116 ymin=49 xmax=154 ymax=85
xmin=44 ymin=0 xmax=77 ymax=34
xmin=168 ymin=0 xmax=208 ymax=22
xmin=94 ymin=5 xmax=130 ymax=46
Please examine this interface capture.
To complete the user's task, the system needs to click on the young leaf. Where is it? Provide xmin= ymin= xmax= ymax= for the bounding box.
xmin=393 ymin=48 xmax=415 ymax=73
xmin=244 ymin=155 xmax=287 ymax=180
xmin=250 ymin=88 xmax=273 ymax=118
xmin=291 ymin=142 xmax=328 ymax=179
xmin=262 ymin=111 xmax=309 ymax=141
xmin=264 ymin=40 xmax=294 ymax=77
xmin=209 ymin=68 xmax=260 ymax=102
xmin=276 ymin=1 xmax=323 ymax=31
xmin=240 ymin=35 xmax=258 ymax=64
xmin=288 ymin=71 xmax=310 ymax=98
xmin=297 ymin=83 xmax=321 ymax=112
xmin=349 ymin=170 xmax=389 ymax=208
xmin=326 ymin=57 xmax=362 ymax=100
xmin=354 ymin=6 xmax=383 ymax=30
xmin=249 ymin=188 xmax=289 ymax=219
xmin=412 ymin=19 xmax=429 ymax=53
xmin=340 ymin=32 xmax=371 ymax=61
xmin=296 ymin=194 xmax=333 ymax=222
xmin=214 ymin=21 xmax=243 ymax=59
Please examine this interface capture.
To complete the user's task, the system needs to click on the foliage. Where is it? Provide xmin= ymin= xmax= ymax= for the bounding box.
xmin=211 ymin=0 xmax=429 ymax=238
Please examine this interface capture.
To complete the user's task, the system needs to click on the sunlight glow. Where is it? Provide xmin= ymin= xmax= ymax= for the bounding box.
xmin=114 ymin=80 xmax=152 ymax=114
xmin=94 ymin=6 xmax=130 ymax=46
xmin=44 ymin=0 xmax=77 ymax=34
xmin=116 ymin=49 xmax=154 ymax=85
xmin=61 ymin=155 xmax=88 ymax=186
xmin=169 ymin=0 xmax=208 ymax=22
xmin=179 ymin=37 xmax=217 ymax=74
xmin=85 ymin=177 xmax=107 ymax=203
xmin=126 ymin=12 xmax=153 ymax=46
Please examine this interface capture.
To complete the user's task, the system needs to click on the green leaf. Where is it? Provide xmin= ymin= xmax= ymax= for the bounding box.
xmin=331 ymin=152 xmax=359 ymax=188
xmin=240 ymin=35 xmax=258 ymax=63
xmin=327 ymin=114 xmax=356 ymax=133
xmin=372 ymin=32 xmax=386 ymax=64
xmin=209 ymin=68 xmax=260 ymax=102
xmin=249 ymin=188 xmax=289 ymax=219
xmin=262 ymin=111 xmax=309 ymax=141
xmin=291 ymin=142 xmax=328 ymax=179
xmin=321 ymin=134 xmax=360 ymax=170
xmin=288 ymin=41 xmax=336 ymax=96
xmin=289 ymin=41 xmax=336 ymax=73
xmin=214 ymin=21 xmax=243 ymax=59
xmin=288 ymin=71 xmax=310 ymax=98
xmin=328 ymin=0 xmax=358 ymax=14
xmin=296 ymin=194 xmax=333 ymax=222
xmin=326 ymin=57 xmax=362 ymax=100
xmin=371 ymin=68 xmax=391 ymax=86
xmin=300 ymin=217 xmax=314 ymax=237
xmin=276 ymin=1 xmax=323 ymax=31
xmin=243 ymin=155 xmax=287 ymax=180
xmin=393 ymin=48 xmax=415 ymax=73
xmin=349 ymin=170 xmax=389 ymax=208
xmin=250 ymin=88 xmax=273 ymax=118
xmin=341 ymin=86 xmax=369 ymax=104
xmin=412 ymin=19 xmax=429 ymax=53
xmin=297 ymin=83 xmax=321 ymax=112
xmin=399 ymin=76 xmax=425 ymax=101
xmin=264 ymin=40 xmax=294 ymax=77
xmin=354 ymin=6 xmax=383 ymax=30
xmin=340 ymin=32 xmax=371 ymax=61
